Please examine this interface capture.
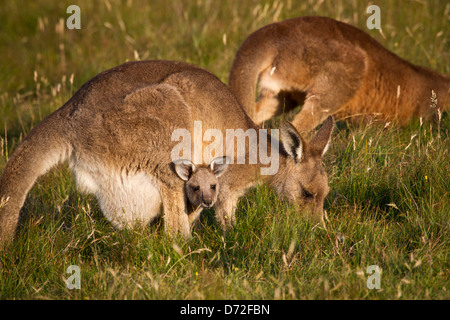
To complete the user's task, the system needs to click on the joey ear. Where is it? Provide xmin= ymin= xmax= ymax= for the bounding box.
xmin=174 ymin=159 xmax=196 ymax=181
xmin=210 ymin=156 xmax=230 ymax=177
xmin=309 ymin=116 xmax=334 ymax=157
xmin=280 ymin=122 xmax=305 ymax=162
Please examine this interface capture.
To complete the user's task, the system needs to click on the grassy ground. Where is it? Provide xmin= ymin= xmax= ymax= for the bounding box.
xmin=0 ymin=0 xmax=448 ymax=300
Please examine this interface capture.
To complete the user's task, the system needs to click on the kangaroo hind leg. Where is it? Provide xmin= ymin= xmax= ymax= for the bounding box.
xmin=254 ymin=67 xmax=289 ymax=124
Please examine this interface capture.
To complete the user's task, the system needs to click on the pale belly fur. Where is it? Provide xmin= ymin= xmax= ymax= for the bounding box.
xmin=69 ymin=157 xmax=163 ymax=229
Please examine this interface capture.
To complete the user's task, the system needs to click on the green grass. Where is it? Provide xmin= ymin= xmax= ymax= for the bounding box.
xmin=0 ymin=0 xmax=449 ymax=300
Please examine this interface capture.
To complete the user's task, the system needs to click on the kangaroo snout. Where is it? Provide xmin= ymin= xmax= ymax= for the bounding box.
xmin=201 ymin=196 xmax=213 ymax=208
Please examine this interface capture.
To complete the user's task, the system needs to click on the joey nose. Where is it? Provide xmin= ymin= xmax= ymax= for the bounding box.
xmin=202 ymin=199 xmax=212 ymax=207
xmin=202 ymin=196 xmax=213 ymax=207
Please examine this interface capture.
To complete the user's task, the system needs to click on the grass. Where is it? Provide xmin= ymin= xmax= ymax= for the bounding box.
xmin=0 ymin=0 xmax=449 ymax=300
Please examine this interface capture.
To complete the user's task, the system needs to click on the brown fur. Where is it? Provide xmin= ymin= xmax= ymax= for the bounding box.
xmin=0 ymin=60 xmax=333 ymax=249
xmin=229 ymin=16 xmax=450 ymax=133
xmin=174 ymin=157 xmax=229 ymax=228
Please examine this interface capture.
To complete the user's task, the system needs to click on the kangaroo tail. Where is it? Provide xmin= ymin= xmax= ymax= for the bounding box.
xmin=0 ymin=113 xmax=71 ymax=248
xmin=228 ymin=31 xmax=277 ymax=119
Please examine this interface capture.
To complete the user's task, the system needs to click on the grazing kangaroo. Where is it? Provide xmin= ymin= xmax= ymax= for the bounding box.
xmin=0 ymin=60 xmax=332 ymax=248
xmin=229 ymin=16 xmax=450 ymax=133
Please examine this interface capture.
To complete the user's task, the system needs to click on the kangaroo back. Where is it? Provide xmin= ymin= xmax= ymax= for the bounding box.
xmin=0 ymin=113 xmax=71 ymax=246
xmin=228 ymin=30 xmax=278 ymax=119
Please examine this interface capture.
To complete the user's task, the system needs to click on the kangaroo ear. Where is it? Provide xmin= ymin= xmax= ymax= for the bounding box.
xmin=280 ymin=122 xmax=305 ymax=162
xmin=210 ymin=156 xmax=230 ymax=177
xmin=309 ymin=116 xmax=334 ymax=157
xmin=174 ymin=159 xmax=196 ymax=181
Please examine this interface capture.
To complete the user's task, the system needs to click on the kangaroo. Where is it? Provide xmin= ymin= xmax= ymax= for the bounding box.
xmin=0 ymin=60 xmax=332 ymax=248
xmin=174 ymin=157 xmax=228 ymax=228
xmin=229 ymin=16 xmax=450 ymax=133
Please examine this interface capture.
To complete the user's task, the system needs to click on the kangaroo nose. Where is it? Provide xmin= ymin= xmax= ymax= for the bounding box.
xmin=202 ymin=199 xmax=213 ymax=207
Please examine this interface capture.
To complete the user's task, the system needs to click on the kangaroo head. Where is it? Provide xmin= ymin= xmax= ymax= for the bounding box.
xmin=277 ymin=116 xmax=334 ymax=224
xmin=174 ymin=157 xmax=229 ymax=209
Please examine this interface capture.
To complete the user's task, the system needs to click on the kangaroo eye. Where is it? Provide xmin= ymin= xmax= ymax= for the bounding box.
xmin=302 ymin=190 xmax=313 ymax=198
xmin=210 ymin=184 xmax=216 ymax=190
xmin=193 ymin=186 xmax=200 ymax=192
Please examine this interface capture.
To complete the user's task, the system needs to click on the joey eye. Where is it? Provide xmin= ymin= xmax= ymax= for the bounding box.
xmin=302 ymin=190 xmax=314 ymax=199
xmin=210 ymin=184 xmax=216 ymax=190
xmin=192 ymin=186 xmax=200 ymax=192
